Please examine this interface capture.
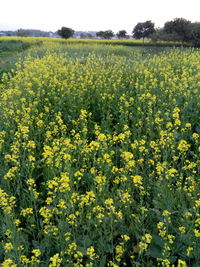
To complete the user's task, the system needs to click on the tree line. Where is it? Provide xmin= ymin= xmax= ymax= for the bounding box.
xmin=58 ymin=18 xmax=200 ymax=47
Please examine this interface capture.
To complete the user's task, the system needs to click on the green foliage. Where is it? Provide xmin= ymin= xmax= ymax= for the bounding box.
xmin=57 ymin=27 xmax=75 ymax=39
xmin=163 ymin=18 xmax=192 ymax=42
xmin=151 ymin=29 xmax=183 ymax=42
xmin=96 ymin=30 xmax=115 ymax=39
xmin=151 ymin=19 xmax=200 ymax=46
xmin=132 ymin=20 xmax=155 ymax=40
xmin=116 ymin=30 xmax=128 ymax=39
xmin=191 ymin=22 xmax=200 ymax=47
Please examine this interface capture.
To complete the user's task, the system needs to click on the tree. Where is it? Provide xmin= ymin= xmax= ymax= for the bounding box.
xmin=96 ymin=31 xmax=104 ymax=38
xmin=163 ymin=18 xmax=191 ymax=42
xmin=57 ymin=27 xmax=75 ymax=39
xmin=132 ymin=21 xmax=155 ymax=41
xmin=151 ymin=28 xmax=183 ymax=42
xmin=96 ymin=30 xmax=114 ymax=39
xmin=190 ymin=22 xmax=200 ymax=47
xmin=116 ymin=30 xmax=128 ymax=39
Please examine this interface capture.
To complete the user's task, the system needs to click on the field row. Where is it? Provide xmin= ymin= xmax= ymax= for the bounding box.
xmin=0 ymin=41 xmax=200 ymax=266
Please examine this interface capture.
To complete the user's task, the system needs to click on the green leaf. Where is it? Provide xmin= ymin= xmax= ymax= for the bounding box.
xmin=99 ymin=255 xmax=107 ymax=267
xmin=149 ymin=245 xmax=162 ymax=259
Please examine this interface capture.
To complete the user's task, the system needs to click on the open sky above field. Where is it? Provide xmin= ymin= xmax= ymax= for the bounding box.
xmin=0 ymin=0 xmax=199 ymax=33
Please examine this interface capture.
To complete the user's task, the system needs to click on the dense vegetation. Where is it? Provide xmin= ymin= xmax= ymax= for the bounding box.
xmin=0 ymin=38 xmax=200 ymax=266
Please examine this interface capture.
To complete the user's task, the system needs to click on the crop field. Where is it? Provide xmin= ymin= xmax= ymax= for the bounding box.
xmin=0 ymin=38 xmax=200 ymax=266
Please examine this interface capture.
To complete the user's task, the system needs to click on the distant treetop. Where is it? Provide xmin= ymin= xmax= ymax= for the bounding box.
xmin=57 ymin=27 xmax=75 ymax=39
xmin=163 ymin=18 xmax=192 ymax=42
xmin=132 ymin=20 xmax=155 ymax=41
xmin=116 ymin=30 xmax=128 ymax=39
xmin=96 ymin=30 xmax=114 ymax=39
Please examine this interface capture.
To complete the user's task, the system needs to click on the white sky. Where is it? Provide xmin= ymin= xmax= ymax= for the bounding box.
xmin=0 ymin=0 xmax=199 ymax=33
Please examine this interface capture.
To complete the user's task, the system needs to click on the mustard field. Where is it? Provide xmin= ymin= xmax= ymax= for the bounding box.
xmin=0 ymin=38 xmax=200 ymax=266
